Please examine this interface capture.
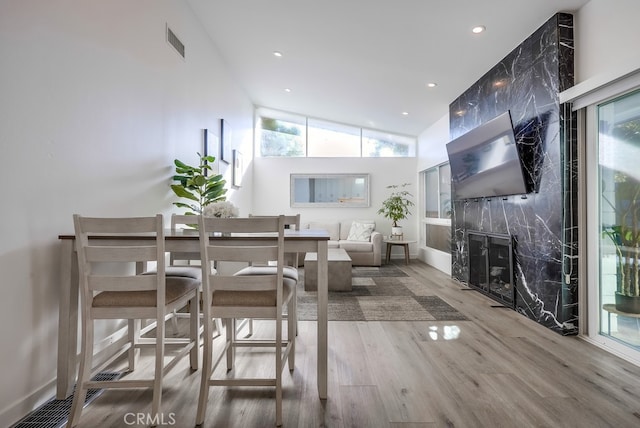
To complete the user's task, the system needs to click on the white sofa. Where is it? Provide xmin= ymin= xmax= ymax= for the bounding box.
xmin=302 ymin=220 xmax=382 ymax=266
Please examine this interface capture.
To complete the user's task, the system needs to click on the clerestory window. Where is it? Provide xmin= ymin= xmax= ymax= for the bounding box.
xmin=256 ymin=108 xmax=415 ymax=157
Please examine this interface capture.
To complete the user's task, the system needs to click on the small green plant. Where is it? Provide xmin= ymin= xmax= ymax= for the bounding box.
xmin=602 ymin=178 xmax=640 ymax=298
xmin=602 ymin=221 xmax=640 ymax=313
xmin=170 ymin=152 xmax=227 ymax=215
xmin=378 ymin=183 xmax=415 ymax=227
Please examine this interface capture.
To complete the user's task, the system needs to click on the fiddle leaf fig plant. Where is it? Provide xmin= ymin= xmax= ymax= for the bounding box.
xmin=378 ymin=183 xmax=414 ymax=227
xmin=171 ymin=152 xmax=227 ymax=215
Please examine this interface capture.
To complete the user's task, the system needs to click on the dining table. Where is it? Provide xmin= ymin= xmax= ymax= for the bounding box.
xmin=56 ymin=227 xmax=330 ymax=400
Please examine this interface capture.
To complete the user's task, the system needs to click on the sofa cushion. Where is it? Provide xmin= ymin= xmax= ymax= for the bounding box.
xmin=347 ymin=221 xmax=375 ymax=241
xmin=340 ymin=219 xmax=374 ymax=239
xmin=339 ymin=240 xmax=373 ymax=252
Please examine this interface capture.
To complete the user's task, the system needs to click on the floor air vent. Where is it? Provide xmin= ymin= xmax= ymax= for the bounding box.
xmin=11 ymin=372 xmax=122 ymax=428
xmin=166 ymin=25 xmax=185 ymax=58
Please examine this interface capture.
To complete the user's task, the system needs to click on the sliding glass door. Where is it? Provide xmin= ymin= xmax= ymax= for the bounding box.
xmin=587 ymin=88 xmax=640 ymax=361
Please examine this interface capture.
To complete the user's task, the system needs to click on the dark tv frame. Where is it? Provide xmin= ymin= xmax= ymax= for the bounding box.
xmin=446 ymin=111 xmax=528 ymax=200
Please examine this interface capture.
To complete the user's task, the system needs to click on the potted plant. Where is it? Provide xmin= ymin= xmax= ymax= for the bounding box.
xmin=171 ymin=152 xmax=227 ymax=216
xmin=602 ymin=175 xmax=640 ymax=313
xmin=378 ymin=183 xmax=414 ymax=237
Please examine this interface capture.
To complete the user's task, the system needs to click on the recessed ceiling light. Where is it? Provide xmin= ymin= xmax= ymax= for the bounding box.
xmin=426 ymin=82 xmax=437 ymax=88
xmin=402 ymin=111 xmax=409 ymax=116
xmin=273 ymin=51 xmax=283 ymax=57
xmin=472 ymin=25 xmax=486 ymax=34
xmin=284 ymin=88 xmax=291 ymax=93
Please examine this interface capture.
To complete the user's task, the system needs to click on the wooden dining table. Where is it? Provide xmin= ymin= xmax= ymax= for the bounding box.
xmin=56 ymin=228 xmax=330 ymax=400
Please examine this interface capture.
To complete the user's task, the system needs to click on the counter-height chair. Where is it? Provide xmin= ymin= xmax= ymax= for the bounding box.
xmin=244 ymin=214 xmax=301 ymax=337
xmin=67 ymin=214 xmax=200 ymax=427
xmin=142 ymin=213 xmax=202 ymax=279
xmin=166 ymin=213 xmax=203 ymax=278
xmin=143 ymin=213 xmax=220 ymax=334
xmin=249 ymin=213 xmax=301 ymax=269
xmin=196 ymin=216 xmax=297 ymax=427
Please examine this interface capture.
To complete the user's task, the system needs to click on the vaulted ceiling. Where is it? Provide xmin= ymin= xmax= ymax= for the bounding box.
xmin=188 ymin=0 xmax=590 ymax=137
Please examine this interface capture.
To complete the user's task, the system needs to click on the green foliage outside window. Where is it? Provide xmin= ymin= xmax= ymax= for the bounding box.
xmin=260 ymin=117 xmax=305 ymax=157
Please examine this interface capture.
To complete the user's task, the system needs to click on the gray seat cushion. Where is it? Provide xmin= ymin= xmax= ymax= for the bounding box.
xmin=234 ymin=265 xmax=299 ymax=282
xmin=142 ymin=266 xmax=212 ymax=281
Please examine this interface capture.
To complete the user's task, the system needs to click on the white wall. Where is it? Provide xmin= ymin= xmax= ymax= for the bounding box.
xmin=574 ymin=0 xmax=640 ymax=83
xmin=415 ymin=114 xmax=452 ymax=273
xmin=416 ymin=114 xmax=450 ymax=172
xmin=252 ymin=157 xmax=418 ymax=258
xmin=0 ymin=1 xmax=253 ymax=425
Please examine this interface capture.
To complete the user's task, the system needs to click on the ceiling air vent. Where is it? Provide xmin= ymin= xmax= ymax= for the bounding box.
xmin=166 ymin=25 xmax=185 ymax=59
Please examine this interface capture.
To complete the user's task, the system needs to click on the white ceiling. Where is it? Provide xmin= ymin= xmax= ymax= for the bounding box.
xmin=187 ymin=0 xmax=590 ymax=137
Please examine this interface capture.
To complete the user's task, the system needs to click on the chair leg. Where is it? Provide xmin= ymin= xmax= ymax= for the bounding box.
xmin=189 ymin=296 xmax=200 ymax=370
xmin=67 ymin=318 xmax=94 ymax=427
xmin=293 ymin=286 xmax=298 ymax=337
xmin=276 ymin=382 xmax=283 ymax=427
xmin=275 ymin=316 xmax=283 ymax=427
xmin=226 ymin=319 xmax=234 ymax=371
xmin=196 ymin=316 xmax=214 ymax=426
xmin=288 ymin=298 xmax=296 ymax=371
xmin=170 ymin=309 xmax=179 ymax=331
xmin=151 ymin=311 xmax=165 ymax=424
xmin=127 ymin=319 xmax=140 ymax=371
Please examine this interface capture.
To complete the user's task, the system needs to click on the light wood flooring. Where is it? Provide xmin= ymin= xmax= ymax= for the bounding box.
xmin=72 ymin=261 xmax=640 ymax=427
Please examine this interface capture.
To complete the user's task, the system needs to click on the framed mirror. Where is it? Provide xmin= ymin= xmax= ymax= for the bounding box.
xmin=290 ymin=174 xmax=370 ymax=207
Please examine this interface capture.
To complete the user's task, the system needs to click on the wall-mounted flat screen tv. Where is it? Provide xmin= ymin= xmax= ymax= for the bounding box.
xmin=446 ymin=111 xmax=528 ymax=200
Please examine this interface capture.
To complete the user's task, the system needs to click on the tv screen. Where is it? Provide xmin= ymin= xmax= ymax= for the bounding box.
xmin=446 ymin=111 xmax=527 ymax=200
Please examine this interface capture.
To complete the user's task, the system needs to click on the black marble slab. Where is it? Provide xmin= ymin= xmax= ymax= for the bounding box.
xmin=449 ymin=13 xmax=578 ymax=334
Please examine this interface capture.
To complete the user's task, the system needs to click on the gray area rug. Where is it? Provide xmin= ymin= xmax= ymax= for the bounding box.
xmin=297 ymin=266 xmax=468 ymax=321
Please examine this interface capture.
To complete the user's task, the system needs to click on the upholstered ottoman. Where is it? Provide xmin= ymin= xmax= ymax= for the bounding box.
xmin=304 ymin=248 xmax=352 ymax=291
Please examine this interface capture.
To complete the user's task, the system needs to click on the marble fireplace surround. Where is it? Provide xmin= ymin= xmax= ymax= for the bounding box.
xmin=449 ymin=13 xmax=579 ymax=335
xmin=467 ymin=230 xmax=516 ymax=309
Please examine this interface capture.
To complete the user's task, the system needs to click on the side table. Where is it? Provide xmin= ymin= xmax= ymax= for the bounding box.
xmin=602 ymin=303 xmax=640 ymax=335
xmin=383 ymin=238 xmax=416 ymax=265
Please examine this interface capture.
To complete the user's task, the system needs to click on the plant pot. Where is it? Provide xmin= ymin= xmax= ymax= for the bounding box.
xmin=615 ymin=292 xmax=640 ymax=314
xmin=391 ymin=226 xmax=403 ymax=237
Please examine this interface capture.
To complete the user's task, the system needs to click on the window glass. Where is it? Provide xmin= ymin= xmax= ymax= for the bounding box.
xmin=425 ymin=223 xmax=451 ymax=252
xmin=597 ymin=88 xmax=640 ymax=349
xmin=256 ymin=108 xmax=415 ymax=157
xmin=259 ymin=116 xmax=306 ymax=157
xmin=439 ymin=163 xmax=452 ymax=218
xmin=362 ymin=129 xmax=414 ymax=157
xmin=307 ymin=119 xmax=360 ymax=157
xmin=425 ymin=168 xmax=439 ymax=218
xmin=423 ymin=162 xmax=452 ymax=219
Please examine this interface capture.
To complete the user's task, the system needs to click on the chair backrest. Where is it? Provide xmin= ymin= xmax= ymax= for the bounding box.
xmin=198 ymin=216 xmax=285 ymax=305
xmin=249 ymin=214 xmax=300 ymax=231
xmin=73 ymin=214 xmax=166 ymax=308
xmin=170 ymin=213 xmax=200 ymax=265
xmin=249 ymin=214 xmax=300 ymax=266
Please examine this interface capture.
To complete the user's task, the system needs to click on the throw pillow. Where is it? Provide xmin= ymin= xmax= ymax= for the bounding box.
xmin=347 ymin=221 xmax=375 ymax=242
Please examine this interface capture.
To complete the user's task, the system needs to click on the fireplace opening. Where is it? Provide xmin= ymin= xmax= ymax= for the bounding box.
xmin=468 ymin=231 xmax=515 ymax=308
